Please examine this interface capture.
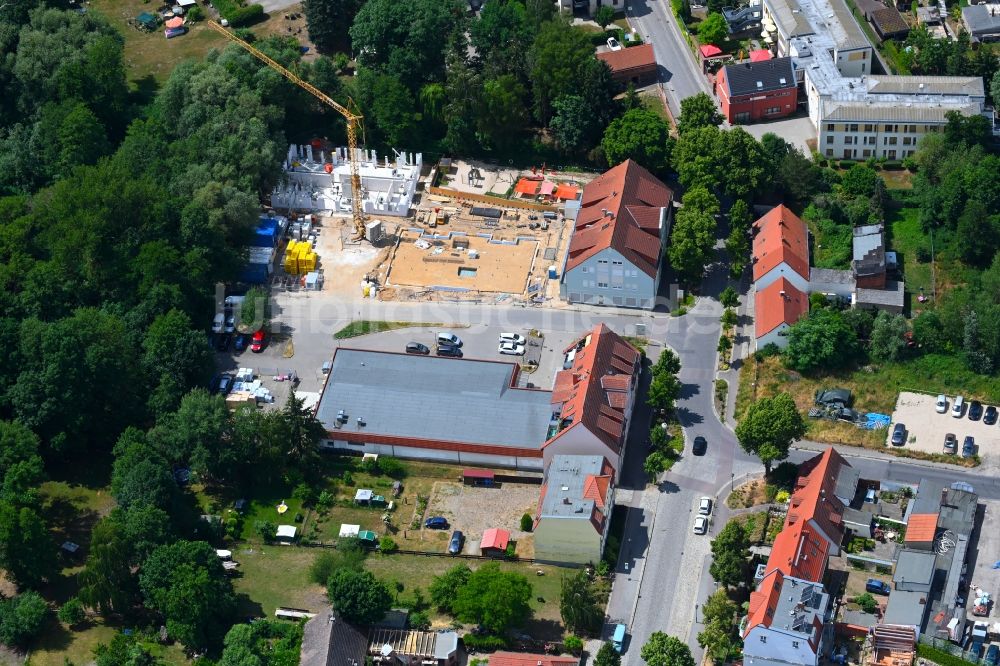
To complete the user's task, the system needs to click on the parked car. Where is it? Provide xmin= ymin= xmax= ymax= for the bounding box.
xmin=865 ymin=579 xmax=891 ymax=595
xmin=499 ymin=333 xmax=527 ymax=345
xmin=962 ymin=436 xmax=976 ymax=458
xmin=224 ymin=315 xmax=236 ymax=334
xmin=692 ymin=436 xmax=707 ymax=456
xmin=211 ymin=373 xmax=235 ymax=395
xmin=215 ymin=333 xmax=232 ymax=352
xmin=985 ymin=644 xmax=999 ymax=666
xmin=969 ymin=400 xmax=984 ymax=421
xmin=944 ymin=433 xmax=958 ymax=454
xmin=437 ymin=331 xmax=462 ymax=347
xmin=406 ymin=341 xmax=430 ymax=355
xmin=233 ymin=333 xmax=250 ymax=353
xmin=698 ymin=497 xmax=712 ymax=515
xmin=693 ymin=515 xmax=708 ymax=535
xmin=212 ymin=313 xmax=225 ymax=333
xmin=985 ymin=405 xmax=998 ymax=426
xmin=448 ymin=530 xmax=464 ymax=555
xmin=890 ymin=423 xmax=907 ymax=446
xmin=436 ymin=344 xmax=462 ymax=358
xmin=498 ymin=342 xmax=526 ymax=356
xmin=250 ymin=329 xmax=266 ymax=353
xmin=936 ymin=394 xmax=948 ymax=414
xmin=952 ymin=395 xmax=965 ymax=418
xmin=425 ymin=516 xmax=449 ymax=530
xmin=606 ymin=37 xmax=623 ymax=51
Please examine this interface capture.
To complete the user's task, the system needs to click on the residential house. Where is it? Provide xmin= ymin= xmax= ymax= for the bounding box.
xmin=962 ymin=4 xmax=1000 ymax=42
xmin=301 ymin=608 xmax=367 ymax=666
xmin=534 ymin=455 xmax=615 ymax=565
xmin=743 ymin=570 xmax=832 ymax=666
xmin=368 ymin=629 xmax=459 ymax=666
xmin=559 ymin=160 xmax=674 ymax=310
xmin=853 ymin=224 xmax=886 ymax=289
xmin=716 ymin=57 xmax=799 ymax=124
xmin=489 ymin=654 xmax=579 ymax=666
xmin=754 ymin=277 xmax=808 ymax=349
xmin=596 ymin=45 xmax=658 ymax=86
xmin=752 ymin=205 xmax=810 ymax=293
xmin=542 ymin=324 xmax=641 ymax=475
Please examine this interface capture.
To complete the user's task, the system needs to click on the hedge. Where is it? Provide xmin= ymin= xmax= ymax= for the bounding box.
xmin=916 ymin=642 xmax=980 ymax=666
xmin=462 ymin=635 xmax=507 ymax=650
xmin=839 ymin=159 xmax=857 ymax=168
xmin=214 ymin=0 xmax=264 ymax=26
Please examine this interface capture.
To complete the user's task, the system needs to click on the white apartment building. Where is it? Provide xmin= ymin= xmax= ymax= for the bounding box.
xmin=759 ymin=0 xmax=989 ymax=154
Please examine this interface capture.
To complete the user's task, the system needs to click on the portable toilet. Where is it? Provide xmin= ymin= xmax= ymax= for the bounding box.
xmin=548 ymin=265 xmax=558 ymax=279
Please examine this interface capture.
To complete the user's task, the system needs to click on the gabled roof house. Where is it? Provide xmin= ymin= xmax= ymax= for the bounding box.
xmin=534 ymin=454 xmax=615 ymax=565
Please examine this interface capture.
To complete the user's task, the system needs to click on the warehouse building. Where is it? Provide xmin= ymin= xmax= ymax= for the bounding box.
xmin=316 ymin=349 xmax=554 ymax=470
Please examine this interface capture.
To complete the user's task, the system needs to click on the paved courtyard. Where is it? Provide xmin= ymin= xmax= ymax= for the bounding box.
xmin=888 ymin=392 xmax=1000 ymax=461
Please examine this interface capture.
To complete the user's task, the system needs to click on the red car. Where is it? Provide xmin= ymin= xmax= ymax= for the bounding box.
xmin=250 ymin=330 xmax=266 ymax=353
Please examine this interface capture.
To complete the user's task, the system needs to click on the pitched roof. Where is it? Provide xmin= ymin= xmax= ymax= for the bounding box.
xmin=721 ymin=56 xmax=796 ymax=97
xmin=746 ymin=569 xmax=785 ymax=634
xmin=566 ymin=160 xmax=672 ymax=278
xmin=752 ymin=204 xmax=810 ymax=282
xmin=788 ymin=448 xmax=848 ymax=549
xmin=545 ymin=324 xmax=640 ymax=455
xmin=754 ymin=277 xmax=808 ymax=337
xmin=871 ymin=6 xmax=910 ymax=35
xmin=583 ymin=474 xmax=612 ymax=508
xmin=595 ymin=44 xmax=657 ymax=75
xmin=480 ymin=528 xmax=510 ymax=550
xmin=489 ymin=653 xmax=579 ymax=666
xmin=905 ymin=513 xmax=939 ymax=543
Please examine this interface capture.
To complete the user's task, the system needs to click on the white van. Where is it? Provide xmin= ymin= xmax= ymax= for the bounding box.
xmin=212 ymin=313 xmax=225 ymax=333
xmin=952 ymin=395 xmax=965 ymax=418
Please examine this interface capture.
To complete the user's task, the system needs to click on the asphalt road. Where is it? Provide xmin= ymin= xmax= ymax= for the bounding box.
xmin=625 ymin=0 xmax=714 ymax=118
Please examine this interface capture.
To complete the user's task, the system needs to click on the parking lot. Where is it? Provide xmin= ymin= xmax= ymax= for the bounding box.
xmin=888 ymin=392 xmax=1000 ymax=461
xmin=425 ymin=481 xmax=540 ymax=557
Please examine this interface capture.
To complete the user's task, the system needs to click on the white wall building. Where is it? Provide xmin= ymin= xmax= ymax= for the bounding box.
xmin=271 ymin=145 xmax=421 ymax=217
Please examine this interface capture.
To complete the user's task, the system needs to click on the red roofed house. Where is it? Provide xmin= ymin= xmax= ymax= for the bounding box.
xmin=488 ymin=653 xmax=578 ymax=666
xmin=742 ymin=448 xmax=853 ymax=666
xmin=542 ymin=324 xmax=641 ymax=475
xmin=534 ymin=454 xmax=616 ymax=565
xmin=559 ymin=160 xmax=674 ymax=310
xmin=752 ymin=204 xmax=810 ymax=293
xmin=596 ymin=44 xmax=658 ymax=86
xmin=479 ymin=528 xmax=510 ymax=557
xmin=754 ymin=277 xmax=808 ymax=349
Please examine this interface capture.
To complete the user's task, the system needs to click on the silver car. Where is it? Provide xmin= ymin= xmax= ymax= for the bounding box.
xmin=693 ymin=516 xmax=709 ymax=535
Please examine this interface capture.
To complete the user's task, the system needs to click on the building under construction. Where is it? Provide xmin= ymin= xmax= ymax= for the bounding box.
xmin=271 ymin=144 xmax=421 ymax=218
xmin=366 ymin=628 xmax=458 ymax=666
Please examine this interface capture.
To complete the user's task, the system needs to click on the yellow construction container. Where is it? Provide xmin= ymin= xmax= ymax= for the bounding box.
xmin=284 ymin=241 xmax=302 ymax=274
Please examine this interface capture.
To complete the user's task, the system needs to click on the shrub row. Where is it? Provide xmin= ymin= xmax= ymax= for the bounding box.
xmin=916 ymin=642 xmax=980 ymax=666
xmin=214 ymin=0 xmax=263 ymax=26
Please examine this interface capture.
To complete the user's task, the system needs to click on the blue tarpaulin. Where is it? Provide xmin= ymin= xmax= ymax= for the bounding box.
xmin=863 ymin=413 xmax=891 ymax=429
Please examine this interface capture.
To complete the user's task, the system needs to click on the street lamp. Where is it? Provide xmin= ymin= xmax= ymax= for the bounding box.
xmin=731 ymin=472 xmax=735 ymax=492
xmin=695 ymin=604 xmax=700 ymax=623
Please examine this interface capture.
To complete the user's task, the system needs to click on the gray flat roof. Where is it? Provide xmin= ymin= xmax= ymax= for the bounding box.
xmin=911 ymin=478 xmax=944 ymax=515
xmin=894 ymin=549 xmax=937 ymax=587
xmin=883 ymin=588 xmax=930 ymax=627
xmin=857 ymin=282 xmax=905 ymax=307
xmin=938 ymin=488 xmax=978 ymax=536
xmin=835 ymin=464 xmax=861 ymax=502
xmin=317 ymin=349 xmax=554 ymax=449
xmin=810 ymin=267 xmax=856 ymax=285
xmin=963 ymin=5 xmax=1000 ymax=34
xmin=541 ymin=455 xmax=606 ymax=519
xmin=772 ymin=577 xmax=828 ymax=635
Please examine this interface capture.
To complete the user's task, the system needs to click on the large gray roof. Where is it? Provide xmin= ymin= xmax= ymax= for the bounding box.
xmin=723 ymin=57 xmax=796 ymax=97
xmin=893 ymin=549 xmax=937 ymax=587
xmin=541 ymin=455 xmax=607 ymax=520
xmin=883 ymin=588 xmax=930 ymax=627
xmin=317 ymin=349 xmax=554 ymax=449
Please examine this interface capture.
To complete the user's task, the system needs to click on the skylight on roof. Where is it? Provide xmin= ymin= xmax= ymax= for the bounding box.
xmin=757 ymin=81 xmax=764 ymax=88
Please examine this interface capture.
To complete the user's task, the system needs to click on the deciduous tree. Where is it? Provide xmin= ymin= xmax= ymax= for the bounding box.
xmin=452 ymin=563 xmax=533 ymax=634
xmin=784 ymin=309 xmax=859 ymax=373
xmin=640 ymin=633 xmax=695 ymax=666
xmin=697 ymin=12 xmax=728 ymax=47
xmin=668 ymin=207 xmax=716 ymax=282
xmin=303 ymin=0 xmax=366 ymax=53
xmin=429 ymin=564 xmax=471 ymax=613
xmin=677 ymin=92 xmax=722 ymax=134
xmin=735 ymin=392 xmax=805 ymax=473
xmin=560 ymin=570 xmax=603 ymax=636
xmin=327 ymin=569 xmax=393 ymax=625
xmin=869 ymin=311 xmax=908 ymax=363
xmin=601 ymin=107 xmax=672 ymax=173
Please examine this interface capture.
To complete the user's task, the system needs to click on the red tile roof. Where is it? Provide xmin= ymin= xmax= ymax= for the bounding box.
xmin=752 ymin=204 xmax=810 ymax=282
xmin=545 ymin=324 xmax=640 ymax=455
xmin=583 ymin=474 xmax=612 ymax=508
xmin=745 ymin=569 xmax=784 ymax=635
xmin=754 ymin=277 xmax=808 ymax=337
xmin=596 ymin=44 xmax=657 ymax=75
xmin=489 ymin=653 xmax=579 ymax=666
xmin=480 ymin=528 xmax=510 ymax=551
xmin=906 ymin=514 xmax=939 ymax=543
xmin=566 ymin=160 xmax=672 ymax=278
xmin=787 ymin=448 xmax=847 ymax=550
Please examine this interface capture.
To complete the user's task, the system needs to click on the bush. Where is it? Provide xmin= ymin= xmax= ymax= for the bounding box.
xmin=316 ymin=490 xmax=334 ymax=511
xmin=775 ymin=490 xmax=790 ymax=503
xmin=0 ymin=592 xmax=49 ymax=647
xmin=855 ymin=592 xmax=878 ymax=614
xmin=221 ymin=1 xmax=263 ymax=26
xmin=293 ymin=482 xmax=317 ymax=507
xmin=186 ymin=5 xmax=204 ymax=21
xmin=505 ymin=543 xmax=516 ymax=559
xmin=256 ymin=520 xmax=277 ymax=543
xmin=378 ymin=457 xmax=406 ymax=479
xmin=882 ymin=160 xmax=903 ymax=170
xmin=58 ymin=598 xmax=86 ymax=628
xmin=764 ymin=484 xmax=778 ymax=502
xmin=410 ymin=610 xmax=431 ymax=630
xmin=519 ymin=513 xmax=533 ymax=532
xmin=721 ymin=307 xmax=738 ymax=327
xmin=719 ymin=286 xmax=739 ymax=308
xmin=917 ymin=642 xmax=979 ymax=666
xmin=463 ymin=634 xmax=508 ymax=650
xmin=596 ymin=559 xmax=611 ymax=577
xmin=379 ymin=537 xmax=398 ymax=553
xmin=839 ymin=160 xmax=857 ymax=168
xmin=564 ymin=635 xmax=584 ymax=654
xmin=754 ymin=343 xmax=782 ymax=359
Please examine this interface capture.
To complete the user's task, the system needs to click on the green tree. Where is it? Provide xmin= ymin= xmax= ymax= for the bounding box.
xmin=735 ymin=393 xmax=805 ymax=473
xmin=0 ymin=503 xmax=55 ymax=589
xmin=530 ymin=20 xmax=602 ymax=123
xmin=784 ymin=309 xmax=859 ymax=373
xmin=594 ymin=5 xmax=616 ymax=28
xmin=520 ymin=513 xmax=534 ymax=532
xmin=869 ymin=310 xmax=908 ymax=362
xmin=281 ymin=389 xmax=326 ymax=473
xmin=641 ymin=633 xmax=695 ymax=666
xmin=327 ymin=568 xmax=393 ymax=624
xmin=239 ymin=286 xmax=269 ymax=331
xmin=93 ymin=633 xmax=157 ymax=666
xmin=303 ymin=0 xmax=366 ymax=53
xmin=310 ymin=539 xmax=368 ymax=585
xmin=697 ymin=621 xmax=734 ymax=660
xmin=78 ymin=517 xmax=136 ymax=614
xmin=644 ymin=451 xmax=668 ymax=480
xmin=471 ymin=0 xmax=532 ymax=79
xmin=54 ymin=102 xmax=110 ymax=177
xmin=595 ymin=641 xmax=622 ymax=666
xmin=152 ymin=388 xmax=229 ymax=476
xmin=355 ymin=69 xmax=420 ymax=151
xmin=429 ymin=564 xmax=472 ymax=613
xmin=668 ymin=207 xmax=716 ymax=282
xmin=560 ymin=570 xmax=603 ymax=636
xmin=256 ymin=520 xmax=277 ymax=543
xmin=58 ymin=597 xmax=86 ymax=628
xmin=601 ymin=107 xmax=672 ymax=173
xmin=702 ymin=587 xmax=737 ymax=626
xmin=139 ymin=540 xmax=238 ymax=650
xmin=550 ymin=95 xmax=599 ymax=154
xmin=452 ymin=563 xmax=533 ymax=634
xmin=477 ymin=75 xmax=530 ymax=149
xmin=0 ymin=591 xmax=49 ymax=647
xmin=647 ymin=349 xmax=682 ymax=412
xmin=673 ymin=125 xmax=723 ymax=191
xmin=0 ymin=420 xmax=44 ymax=505
xmin=697 ymin=12 xmax=728 ymax=46
xmin=678 ymin=92 xmax=722 ymax=134
xmin=719 ymin=286 xmax=739 ymax=308
xmin=419 ymin=83 xmax=447 ymax=122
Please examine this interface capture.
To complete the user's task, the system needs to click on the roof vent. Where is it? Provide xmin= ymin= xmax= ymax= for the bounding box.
xmin=779 ymin=77 xmax=787 ymax=84
xmin=357 ymin=417 xmax=365 ymax=427
xmin=757 ymin=81 xmax=764 ymax=88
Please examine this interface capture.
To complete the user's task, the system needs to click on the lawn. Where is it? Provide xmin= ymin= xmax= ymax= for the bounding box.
xmin=333 ymin=320 xmax=448 ymax=339
xmin=233 ymin=546 xmax=325 ymax=617
xmin=737 ymin=354 xmax=1000 ymax=460
xmin=28 ymin=618 xmax=189 ymax=666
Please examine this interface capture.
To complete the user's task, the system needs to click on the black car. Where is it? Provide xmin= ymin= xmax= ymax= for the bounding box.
xmin=215 ymin=333 xmax=232 ymax=352
xmin=425 ymin=516 xmax=449 ymax=530
xmin=448 ymin=530 xmax=464 ymax=555
xmin=692 ymin=436 xmax=707 ymax=456
xmin=406 ymin=342 xmax=430 ymax=355
xmin=968 ymin=401 xmax=984 ymax=421
xmin=984 ymin=405 xmax=998 ymax=425
xmin=962 ymin=435 xmax=976 ymax=458
xmin=436 ymin=344 xmax=462 ymax=358
xmin=211 ymin=373 xmax=235 ymax=395
xmin=890 ymin=423 xmax=907 ymax=446
xmin=233 ymin=333 xmax=250 ymax=353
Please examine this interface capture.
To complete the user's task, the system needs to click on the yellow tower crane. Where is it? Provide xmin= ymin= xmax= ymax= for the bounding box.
xmin=207 ymin=20 xmax=367 ymax=240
